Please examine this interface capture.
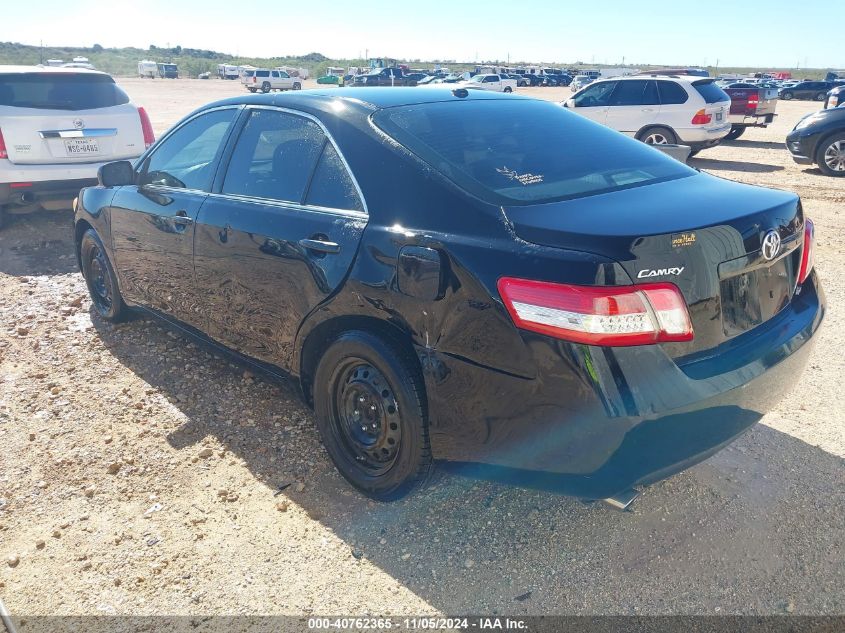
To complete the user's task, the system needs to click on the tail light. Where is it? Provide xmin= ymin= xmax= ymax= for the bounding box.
xmin=137 ymin=107 xmax=155 ymax=149
xmin=691 ymin=109 xmax=712 ymax=125
xmin=0 ymin=128 xmax=7 ymax=159
xmin=747 ymin=93 xmax=759 ymax=109
xmin=497 ymin=278 xmax=693 ymax=346
xmin=797 ymin=218 xmax=815 ymax=285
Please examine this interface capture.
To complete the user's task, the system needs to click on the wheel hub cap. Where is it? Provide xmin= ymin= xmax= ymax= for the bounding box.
xmin=824 ymin=141 xmax=845 ymax=172
xmin=336 ymin=362 xmax=400 ymax=471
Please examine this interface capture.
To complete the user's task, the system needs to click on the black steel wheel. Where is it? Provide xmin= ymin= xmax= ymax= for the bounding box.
xmin=313 ymin=331 xmax=432 ymax=500
xmin=79 ymin=228 xmax=127 ymax=321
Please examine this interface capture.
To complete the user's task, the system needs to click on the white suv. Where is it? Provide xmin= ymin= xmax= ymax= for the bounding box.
xmin=0 ymin=66 xmax=153 ymax=228
xmin=242 ymin=69 xmax=302 ymax=93
xmin=563 ymin=75 xmax=731 ymax=155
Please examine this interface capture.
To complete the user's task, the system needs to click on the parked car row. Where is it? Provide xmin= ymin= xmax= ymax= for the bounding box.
xmin=563 ymin=74 xmax=732 ymax=155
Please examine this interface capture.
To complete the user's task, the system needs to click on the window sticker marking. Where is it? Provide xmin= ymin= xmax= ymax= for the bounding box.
xmin=496 ymin=166 xmax=544 ymax=185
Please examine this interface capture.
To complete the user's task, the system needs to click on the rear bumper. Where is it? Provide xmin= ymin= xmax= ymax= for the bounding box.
xmin=728 ymin=112 xmax=777 ymax=127
xmin=0 ymin=178 xmax=97 ymax=209
xmin=677 ymin=123 xmax=731 ymax=149
xmin=425 ymin=274 xmax=825 ymax=499
xmin=0 ymin=157 xmax=127 ymax=185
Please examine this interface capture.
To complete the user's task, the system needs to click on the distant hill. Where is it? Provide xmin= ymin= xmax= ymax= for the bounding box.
xmin=0 ymin=42 xmax=341 ymax=78
xmin=0 ymin=42 xmax=828 ymax=80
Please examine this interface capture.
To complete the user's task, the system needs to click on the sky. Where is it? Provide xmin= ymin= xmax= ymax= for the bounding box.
xmin=2 ymin=0 xmax=843 ymax=69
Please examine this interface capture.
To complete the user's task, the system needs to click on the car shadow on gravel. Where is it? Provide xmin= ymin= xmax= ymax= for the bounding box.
xmin=689 ymin=157 xmax=784 ymax=173
xmin=0 ymin=210 xmax=79 ymax=276
xmin=91 ymin=312 xmax=845 ymax=614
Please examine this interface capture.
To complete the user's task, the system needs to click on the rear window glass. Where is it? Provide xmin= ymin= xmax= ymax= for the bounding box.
xmin=372 ymin=99 xmax=694 ymax=205
xmin=693 ymin=80 xmax=730 ymax=104
xmin=0 ymin=73 xmax=130 ymax=111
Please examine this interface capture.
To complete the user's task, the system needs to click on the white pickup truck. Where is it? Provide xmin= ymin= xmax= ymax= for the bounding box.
xmin=460 ymin=73 xmax=517 ymax=93
xmin=242 ymin=69 xmax=302 ymax=93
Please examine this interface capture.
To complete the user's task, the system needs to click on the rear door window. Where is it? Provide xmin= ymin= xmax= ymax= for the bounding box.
xmin=0 ymin=72 xmax=130 ymax=111
xmin=304 ymin=143 xmax=364 ymax=212
xmin=657 ymin=81 xmax=688 ymax=105
xmin=693 ymin=80 xmax=730 ymax=104
xmin=609 ymin=80 xmax=650 ymax=106
xmin=221 ymin=109 xmax=325 ymax=203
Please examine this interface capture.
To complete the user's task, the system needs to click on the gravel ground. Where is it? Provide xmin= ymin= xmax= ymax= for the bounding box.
xmin=0 ymin=79 xmax=843 ymax=619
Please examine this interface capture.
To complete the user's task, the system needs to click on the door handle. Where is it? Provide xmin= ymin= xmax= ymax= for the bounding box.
xmin=172 ymin=211 xmax=193 ymax=224
xmin=642 ymin=108 xmax=655 ymax=112
xmin=298 ymin=238 xmax=341 ymax=254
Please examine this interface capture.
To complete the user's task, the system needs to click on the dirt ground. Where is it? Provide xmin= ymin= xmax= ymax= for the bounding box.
xmin=0 ymin=79 xmax=843 ymax=619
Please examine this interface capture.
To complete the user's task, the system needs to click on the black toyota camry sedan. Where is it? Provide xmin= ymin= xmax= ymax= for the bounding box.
xmin=74 ymin=88 xmax=824 ymax=502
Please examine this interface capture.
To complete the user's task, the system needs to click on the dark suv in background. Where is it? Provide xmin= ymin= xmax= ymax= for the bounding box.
xmin=780 ymin=81 xmax=837 ymax=101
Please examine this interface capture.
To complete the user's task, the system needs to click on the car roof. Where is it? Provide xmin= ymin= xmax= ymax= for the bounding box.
xmin=603 ymin=74 xmax=708 ymax=82
xmin=0 ymin=64 xmax=107 ymax=76
xmin=209 ymin=87 xmax=532 ymax=112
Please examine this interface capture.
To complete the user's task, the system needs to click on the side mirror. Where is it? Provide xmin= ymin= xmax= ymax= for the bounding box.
xmin=564 ymin=98 xmax=575 ymax=108
xmin=98 ymin=160 xmax=135 ymax=187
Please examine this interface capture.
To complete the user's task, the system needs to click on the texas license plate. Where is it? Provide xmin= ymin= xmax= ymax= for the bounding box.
xmin=64 ymin=138 xmax=100 ymax=156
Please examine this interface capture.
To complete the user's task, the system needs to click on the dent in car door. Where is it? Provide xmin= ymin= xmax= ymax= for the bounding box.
xmin=193 ymin=108 xmax=368 ymax=368
xmin=109 ymin=107 xmax=239 ymax=324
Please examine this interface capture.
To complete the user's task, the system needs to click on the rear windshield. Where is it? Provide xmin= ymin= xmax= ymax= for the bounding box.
xmin=0 ymin=73 xmax=130 ymax=110
xmin=372 ymin=99 xmax=694 ymax=205
xmin=693 ymin=80 xmax=730 ymax=103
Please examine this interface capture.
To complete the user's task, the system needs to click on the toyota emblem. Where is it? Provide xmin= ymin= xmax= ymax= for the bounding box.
xmin=72 ymin=118 xmax=84 ymax=129
xmin=761 ymin=230 xmax=781 ymax=261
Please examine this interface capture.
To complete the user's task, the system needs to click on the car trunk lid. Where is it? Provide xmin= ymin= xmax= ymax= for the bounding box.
xmin=503 ymin=173 xmax=804 ymax=356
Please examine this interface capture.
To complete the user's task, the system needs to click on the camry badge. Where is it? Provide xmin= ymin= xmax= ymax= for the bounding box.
xmin=761 ymin=230 xmax=781 ymax=261
xmin=637 ymin=266 xmax=685 ymax=279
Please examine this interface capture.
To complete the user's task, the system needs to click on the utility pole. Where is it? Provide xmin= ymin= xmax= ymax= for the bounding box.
xmin=40 ymin=40 xmax=43 ymax=64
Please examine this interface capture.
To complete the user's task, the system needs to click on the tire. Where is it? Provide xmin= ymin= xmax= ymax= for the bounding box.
xmin=313 ymin=330 xmax=432 ymax=501
xmin=637 ymin=126 xmax=678 ymax=145
xmin=816 ymin=132 xmax=845 ymax=177
xmin=725 ymin=126 xmax=746 ymax=141
xmin=79 ymin=229 xmax=127 ymax=322
xmin=248 ymin=87 xmax=257 ymax=93
xmin=816 ymin=92 xmax=827 ymax=101
xmin=503 ymin=86 xmax=513 ymax=93
xmin=781 ymin=91 xmax=793 ymax=100
xmin=261 ymin=81 xmax=271 ymax=93
xmin=293 ymin=82 xmax=301 ymax=90
xmin=688 ymin=148 xmax=702 ymax=157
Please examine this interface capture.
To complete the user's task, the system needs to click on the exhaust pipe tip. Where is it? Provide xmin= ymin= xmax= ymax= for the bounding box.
xmin=601 ymin=488 xmax=640 ymax=511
